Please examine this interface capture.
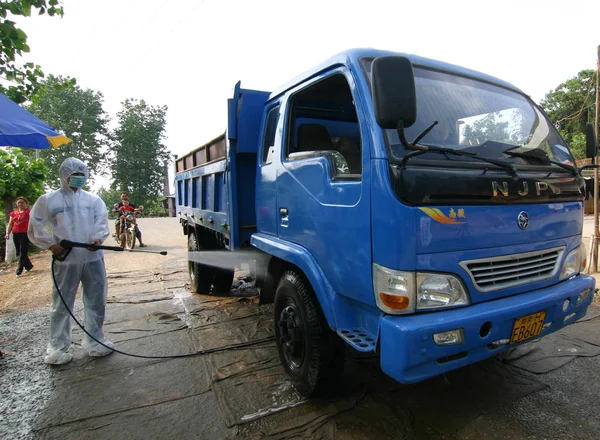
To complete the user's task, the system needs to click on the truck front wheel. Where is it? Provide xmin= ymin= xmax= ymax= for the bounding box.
xmin=274 ymin=271 xmax=345 ymax=397
xmin=188 ymin=233 xmax=214 ymax=294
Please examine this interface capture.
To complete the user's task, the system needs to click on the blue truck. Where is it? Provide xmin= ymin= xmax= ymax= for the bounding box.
xmin=175 ymin=48 xmax=598 ymax=397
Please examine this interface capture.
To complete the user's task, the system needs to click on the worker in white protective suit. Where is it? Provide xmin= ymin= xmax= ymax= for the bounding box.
xmin=28 ymin=158 xmax=115 ymax=365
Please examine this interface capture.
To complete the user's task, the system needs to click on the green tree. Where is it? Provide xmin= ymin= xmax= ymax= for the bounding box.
xmin=139 ymin=196 xmax=168 ymax=217
xmin=97 ymin=186 xmax=121 ymax=219
xmin=462 ymin=113 xmax=513 ymax=145
xmin=0 ymin=148 xmax=47 ymax=219
xmin=110 ymin=99 xmax=170 ymax=206
xmin=22 ymin=75 xmax=111 ymax=188
xmin=0 ymin=0 xmax=64 ymax=103
xmin=540 ymin=69 xmax=596 ymax=159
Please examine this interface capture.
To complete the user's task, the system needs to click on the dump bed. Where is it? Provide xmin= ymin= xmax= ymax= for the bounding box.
xmin=175 ymin=83 xmax=270 ymax=250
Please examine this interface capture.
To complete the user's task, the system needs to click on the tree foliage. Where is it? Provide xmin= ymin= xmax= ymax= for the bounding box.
xmin=0 ymin=148 xmax=47 ymax=218
xmin=460 ymin=110 xmax=530 ymax=147
xmin=138 ymin=196 xmax=168 ymax=217
xmin=540 ymin=69 xmax=596 ymax=160
xmin=0 ymin=0 xmax=64 ymax=103
xmin=22 ymin=75 xmax=111 ymax=188
xmin=110 ymin=99 xmax=169 ymax=206
xmin=97 ymin=186 xmax=121 ymax=219
xmin=462 ymin=113 xmax=511 ymax=145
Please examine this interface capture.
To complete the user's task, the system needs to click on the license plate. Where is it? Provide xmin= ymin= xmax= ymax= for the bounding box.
xmin=510 ymin=310 xmax=547 ymax=344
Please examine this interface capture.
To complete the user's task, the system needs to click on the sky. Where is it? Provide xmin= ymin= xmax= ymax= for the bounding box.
xmin=12 ymin=0 xmax=600 ymax=189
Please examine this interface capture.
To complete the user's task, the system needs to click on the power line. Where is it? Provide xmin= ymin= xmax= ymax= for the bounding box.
xmin=119 ymin=0 xmax=206 ymax=71
xmin=123 ymin=0 xmax=175 ymax=48
xmin=555 ymin=70 xmax=597 ymax=124
xmin=68 ymin=0 xmax=174 ymax=58
xmin=41 ymin=0 xmax=206 ymax=124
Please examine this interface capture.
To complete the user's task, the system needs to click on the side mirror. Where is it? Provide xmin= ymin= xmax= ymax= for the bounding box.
xmin=586 ymin=122 xmax=597 ymax=159
xmin=371 ymin=56 xmax=417 ymax=129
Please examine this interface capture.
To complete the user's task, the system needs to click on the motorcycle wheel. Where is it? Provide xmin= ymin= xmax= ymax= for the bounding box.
xmin=130 ymin=228 xmax=137 ymax=249
xmin=126 ymin=228 xmax=136 ymax=249
xmin=120 ymin=232 xmax=126 ymax=248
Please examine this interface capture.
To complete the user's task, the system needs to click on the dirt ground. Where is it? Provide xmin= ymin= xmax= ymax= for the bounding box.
xmin=0 ymin=251 xmax=54 ymax=314
xmin=0 ymin=222 xmax=184 ymax=315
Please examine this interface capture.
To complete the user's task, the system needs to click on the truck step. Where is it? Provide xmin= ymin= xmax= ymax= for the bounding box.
xmin=337 ymin=328 xmax=377 ymax=352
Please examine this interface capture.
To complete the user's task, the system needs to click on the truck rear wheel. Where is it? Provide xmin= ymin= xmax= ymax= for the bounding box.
xmin=213 ymin=268 xmax=234 ymax=293
xmin=274 ymin=271 xmax=345 ymax=397
xmin=188 ymin=233 xmax=214 ymax=294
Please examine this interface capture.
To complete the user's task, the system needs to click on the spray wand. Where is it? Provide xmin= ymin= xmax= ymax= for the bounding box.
xmin=54 ymin=239 xmax=167 ymax=261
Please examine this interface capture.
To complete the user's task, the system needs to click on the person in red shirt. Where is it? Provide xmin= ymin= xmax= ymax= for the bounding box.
xmin=114 ymin=198 xmax=146 ymax=247
xmin=5 ymin=196 xmax=34 ymax=276
xmin=119 ymin=199 xmax=136 ymax=214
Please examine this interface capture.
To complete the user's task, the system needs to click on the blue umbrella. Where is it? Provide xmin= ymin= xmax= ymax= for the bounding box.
xmin=0 ymin=92 xmax=71 ymax=149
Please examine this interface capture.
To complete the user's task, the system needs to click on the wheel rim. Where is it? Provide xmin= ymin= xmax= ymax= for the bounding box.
xmin=126 ymin=230 xmax=133 ymax=248
xmin=188 ymin=236 xmax=196 ymax=281
xmin=189 ymin=261 xmax=195 ymax=281
xmin=278 ymin=303 xmax=305 ymax=370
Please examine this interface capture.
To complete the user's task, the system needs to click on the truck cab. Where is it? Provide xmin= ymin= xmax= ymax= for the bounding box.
xmin=178 ymin=48 xmax=596 ymax=397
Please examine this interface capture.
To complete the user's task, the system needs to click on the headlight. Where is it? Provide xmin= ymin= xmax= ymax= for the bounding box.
xmin=126 ymin=214 xmax=134 ymax=221
xmin=373 ymin=264 xmax=470 ymax=315
xmin=416 ymin=273 xmax=469 ymax=309
xmin=560 ymin=245 xmax=587 ymax=281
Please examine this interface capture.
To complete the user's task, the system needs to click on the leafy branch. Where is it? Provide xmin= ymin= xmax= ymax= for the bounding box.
xmin=0 ymin=0 xmax=64 ymax=103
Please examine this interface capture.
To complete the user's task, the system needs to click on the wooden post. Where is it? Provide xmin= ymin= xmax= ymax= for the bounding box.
xmin=592 ymin=45 xmax=600 ymax=272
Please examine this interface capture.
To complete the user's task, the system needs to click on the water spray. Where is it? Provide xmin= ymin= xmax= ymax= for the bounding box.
xmin=50 ymin=241 xmax=274 ymax=360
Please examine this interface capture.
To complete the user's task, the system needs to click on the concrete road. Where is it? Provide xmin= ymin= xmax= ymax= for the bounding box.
xmin=2 ymin=217 xmax=599 ymax=440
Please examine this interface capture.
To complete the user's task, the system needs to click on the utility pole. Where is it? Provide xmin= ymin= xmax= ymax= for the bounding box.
xmin=592 ymin=45 xmax=600 ymax=272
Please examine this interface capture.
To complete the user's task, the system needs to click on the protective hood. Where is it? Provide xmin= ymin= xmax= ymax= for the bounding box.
xmin=59 ymin=157 xmax=88 ymax=191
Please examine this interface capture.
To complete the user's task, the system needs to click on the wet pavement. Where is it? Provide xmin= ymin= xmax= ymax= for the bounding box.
xmin=1 ymin=217 xmax=600 ymax=439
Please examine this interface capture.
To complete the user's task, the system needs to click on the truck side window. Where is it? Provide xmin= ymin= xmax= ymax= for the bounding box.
xmin=286 ymin=73 xmax=362 ymax=176
xmin=262 ymin=106 xmax=279 ymax=164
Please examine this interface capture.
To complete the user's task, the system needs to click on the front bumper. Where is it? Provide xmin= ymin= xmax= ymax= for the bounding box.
xmin=379 ymin=274 xmax=595 ymax=384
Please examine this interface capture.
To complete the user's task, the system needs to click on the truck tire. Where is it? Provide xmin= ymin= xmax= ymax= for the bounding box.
xmin=213 ymin=268 xmax=234 ymax=294
xmin=188 ymin=233 xmax=214 ymax=294
xmin=274 ymin=271 xmax=345 ymax=397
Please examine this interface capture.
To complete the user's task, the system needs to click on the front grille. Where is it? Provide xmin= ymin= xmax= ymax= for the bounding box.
xmin=460 ymin=247 xmax=565 ymax=292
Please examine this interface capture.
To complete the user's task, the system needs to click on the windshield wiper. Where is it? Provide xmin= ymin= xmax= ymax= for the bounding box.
xmin=396 ymin=120 xmax=518 ymax=178
xmin=503 ymin=149 xmax=578 ymax=176
xmin=400 ymin=145 xmax=519 ymax=178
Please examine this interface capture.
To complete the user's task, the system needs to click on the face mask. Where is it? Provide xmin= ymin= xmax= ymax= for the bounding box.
xmin=69 ymin=175 xmax=86 ymax=188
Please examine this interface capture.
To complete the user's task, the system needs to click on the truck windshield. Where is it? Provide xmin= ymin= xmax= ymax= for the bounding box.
xmin=372 ymin=66 xmax=574 ymax=167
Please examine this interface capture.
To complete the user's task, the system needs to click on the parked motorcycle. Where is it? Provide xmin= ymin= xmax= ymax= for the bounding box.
xmin=113 ymin=204 xmax=143 ymax=249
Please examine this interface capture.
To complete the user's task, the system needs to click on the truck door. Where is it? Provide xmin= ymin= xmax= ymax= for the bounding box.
xmin=275 ymin=70 xmax=372 ymax=306
xmin=255 ymin=104 xmax=281 ymax=237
